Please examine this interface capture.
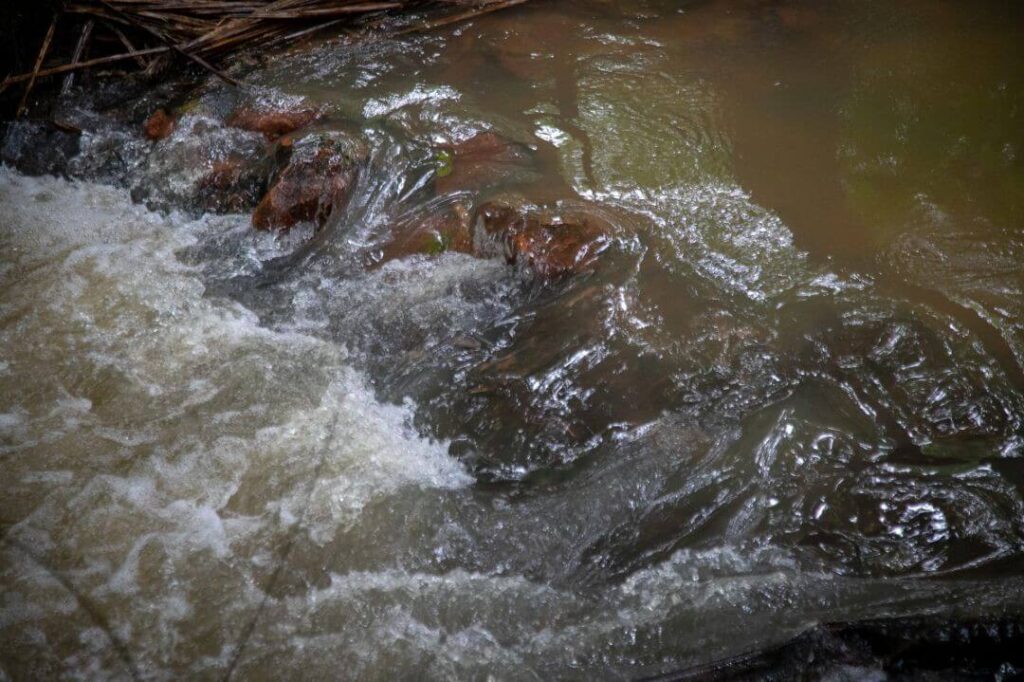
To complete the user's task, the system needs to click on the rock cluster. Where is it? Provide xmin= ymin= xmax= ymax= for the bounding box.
xmin=130 ymin=100 xmax=365 ymax=229
xmin=1 ymin=101 xmax=613 ymax=280
xmin=367 ymin=131 xmax=618 ymax=279
xmin=378 ymin=194 xmax=615 ymax=280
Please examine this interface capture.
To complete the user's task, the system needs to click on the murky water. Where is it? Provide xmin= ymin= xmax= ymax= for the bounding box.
xmin=3 ymin=0 xmax=1024 ymax=678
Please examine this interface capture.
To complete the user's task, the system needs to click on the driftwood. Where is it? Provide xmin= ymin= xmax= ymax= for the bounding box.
xmin=1 ymin=0 xmax=531 ymax=111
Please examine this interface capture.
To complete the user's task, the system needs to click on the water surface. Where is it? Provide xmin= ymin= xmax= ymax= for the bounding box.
xmin=2 ymin=0 xmax=1024 ymax=678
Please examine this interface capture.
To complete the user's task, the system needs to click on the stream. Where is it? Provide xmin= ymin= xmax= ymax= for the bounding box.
xmin=2 ymin=0 xmax=1024 ymax=678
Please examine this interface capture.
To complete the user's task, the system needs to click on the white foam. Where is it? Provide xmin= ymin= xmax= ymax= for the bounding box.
xmin=363 ymin=84 xmax=461 ymax=118
xmin=0 ymin=169 xmax=471 ymax=677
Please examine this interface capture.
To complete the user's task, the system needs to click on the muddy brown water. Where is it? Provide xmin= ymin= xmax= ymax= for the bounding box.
xmin=2 ymin=0 xmax=1024 ymax=678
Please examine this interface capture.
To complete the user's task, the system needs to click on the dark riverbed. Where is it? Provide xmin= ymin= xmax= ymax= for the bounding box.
xmin=2 ymin=0 xmax=1024 ymax=678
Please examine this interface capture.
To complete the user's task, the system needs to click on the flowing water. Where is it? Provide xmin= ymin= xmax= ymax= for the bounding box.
xmin=3 ymin=0 xmax=1024 ymax=678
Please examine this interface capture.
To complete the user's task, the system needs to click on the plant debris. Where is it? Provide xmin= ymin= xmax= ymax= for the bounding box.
xmin=1 ymin=0 xmax=531 ymax=115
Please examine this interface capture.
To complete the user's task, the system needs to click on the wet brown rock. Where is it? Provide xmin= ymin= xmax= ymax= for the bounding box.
xmin=143 ymin=109 xmax=175 ymax=141
xmin=376 ymin=202 xmax=474 ymax=264
xmin=227 ymin=105 xmax=320 ymax=142
xmin=202 ymin=158 xmax=247 ymax=191
xmin=196 ymin=155 xmax=272 ymax=213
xmin=435 ymin=131 xmax=534 ymax=194
xmin=252 ymin=132 xmax=365 ymax=232
xmin=474 ymin=200 xmax=614 ymax=279
xmin=509 ymin=218 xmax=611 ymax=279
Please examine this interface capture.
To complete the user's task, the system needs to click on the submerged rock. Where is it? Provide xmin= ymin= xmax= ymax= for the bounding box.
xmin=0 ymin=121 xmax=81 ymax=176
xmin=486 ymin=17 xmax=565 ymax=82
xmin=252 ymin=131 xmax=367 ymax=231
xmin=196 ymin=153 xmax=278 ymax=214
xmin=67 ymin=128 xmax=144 ymax=185
xmin=130 ymin=113 xmax=271 ymax=215
xmin=143 ymin=109 xmax=176 ymax=141
xmin=227 ymin=104 xmax=320 ymax=142
xmin=371 ymin=195 xmax=616 ymax=280
xmin=376 ymin=201 xmax=474 ymax=263
xmin=434 ymin=131 xmax=536 ymax=194
xmin=473 ymin=199 xmax=614 ymax=279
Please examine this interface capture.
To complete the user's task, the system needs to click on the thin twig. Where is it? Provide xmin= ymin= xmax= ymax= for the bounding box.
xmin=107 ymin=21 xmax=151 ymax=68
xmin=17 ymin=15 xmax=59 ymax=118
xmin=1 ymin=46 xmax=169 ymax=90
xmin=264 ymin=17 xmax=345 ymax=49
xmin=395 ymin=0 xmax=529 ymax=36
xmin=256 ymin=3 xmax=401 ymax=19
xmin=62 ymin=20 xmax=96 ymax=95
